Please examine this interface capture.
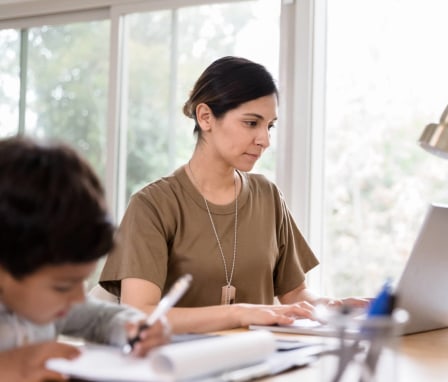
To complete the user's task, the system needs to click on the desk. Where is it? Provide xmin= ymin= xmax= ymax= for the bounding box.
xmin=253 ymin=328 xmax=448 ymax=381
xmin=67 ymin=328 xmax=448 ymax=382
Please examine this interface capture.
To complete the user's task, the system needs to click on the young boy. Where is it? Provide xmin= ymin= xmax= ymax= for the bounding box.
xmin=0 ymin=136 xmax=169 ymax=381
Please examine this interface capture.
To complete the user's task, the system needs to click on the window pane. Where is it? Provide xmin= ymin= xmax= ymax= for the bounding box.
xmin=0 ymin=29 xmax=20 ymax=138
xmin=324 ymin=0 xmax=448 ymax=297
xmin=26 ymin=21 xmax=110 ymax=180
xmin=124 ymin=0 xmax=280 ymax=202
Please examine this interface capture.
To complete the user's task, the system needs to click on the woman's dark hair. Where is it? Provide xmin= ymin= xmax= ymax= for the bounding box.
xmin=0 ymin=136 xmax=115 ymax=279
xmin=183 ymin=56 xmax=278 ymax=138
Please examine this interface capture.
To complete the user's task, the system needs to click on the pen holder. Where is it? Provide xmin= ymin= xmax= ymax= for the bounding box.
xmin=320 ymin=308 xmax=409 ymax=382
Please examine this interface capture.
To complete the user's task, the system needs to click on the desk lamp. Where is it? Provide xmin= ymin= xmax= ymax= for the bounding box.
xmin=418 ymin=104 xmax=448 ymax=159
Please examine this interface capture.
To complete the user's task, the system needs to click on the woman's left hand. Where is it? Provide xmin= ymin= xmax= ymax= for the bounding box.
xmin=325 ymin=297 xmax=371 ymax=309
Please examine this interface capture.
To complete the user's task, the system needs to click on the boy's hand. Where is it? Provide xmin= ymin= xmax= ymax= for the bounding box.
xmin=125 ymin=316 xmax=171 ymax=356
xmin=0 ymin=341 xmax=80 ymax=382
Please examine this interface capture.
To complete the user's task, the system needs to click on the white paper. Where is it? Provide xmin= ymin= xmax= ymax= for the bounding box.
xmin=46 ymin=330 xmax=276 ymax=381
xmin=46 ymin=345 xmax=165 ymax=382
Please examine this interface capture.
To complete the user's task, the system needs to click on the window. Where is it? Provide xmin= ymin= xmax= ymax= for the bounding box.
xmin=114 ymin=0 xmax=280 ymax=216
xmin=0 ymin=29 xmax=20 ymax=138
xmin=0 ymin=0 xmax=281 ymax=287
xmin=0 ymin=20 xmax=110 ymax=180
xmin=27 ymin=21 xmax=110 ymax=179
xmin=323 ymin=0 xmax=448 ymax=296
xmin=7 ymin=0 xmax=444 ymax=297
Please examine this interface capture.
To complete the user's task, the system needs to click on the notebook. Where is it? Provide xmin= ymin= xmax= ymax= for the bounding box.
xmin=47 ymin=331 xmax=276 ymax=381
xmin=46 ymin=330 xmax=328 ymax=381
xmin=250 ymin=203 xmax=448 ymax=337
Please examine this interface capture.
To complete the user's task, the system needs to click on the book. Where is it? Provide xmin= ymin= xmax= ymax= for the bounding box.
xmin=46 ymin=331 xmax=281 ymax=381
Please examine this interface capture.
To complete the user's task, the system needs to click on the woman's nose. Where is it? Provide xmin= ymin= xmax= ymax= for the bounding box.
xmin=256 ymin=126 xmax=271 ymax=148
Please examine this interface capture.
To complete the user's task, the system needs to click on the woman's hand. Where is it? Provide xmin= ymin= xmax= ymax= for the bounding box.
xmin=0 ymin=341 xmax=80 ymax=382
xmin=278 ymin=281 xmax=371 ymax=311
xmin=125 ymin=316 xmax=171 ymax=357
xmin=234 ymin=301 xmax=316 ymax=327
xmin=321 ymin=297 xmax=371 ymax=309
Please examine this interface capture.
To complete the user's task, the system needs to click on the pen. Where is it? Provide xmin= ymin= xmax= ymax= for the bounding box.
xmin=122 ymin=273 xmax=193 ymax=354
xmin=360 ymin=280 xmax=396 ymax=382
xmin=366 ymin=280 xmax=395 ymax=317
xmin=332 ymin=281 xmax=397 ymax=382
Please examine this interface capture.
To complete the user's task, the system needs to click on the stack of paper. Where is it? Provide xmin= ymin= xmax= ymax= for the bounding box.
xmin=46 ymin=331 xmax=278 ymax=381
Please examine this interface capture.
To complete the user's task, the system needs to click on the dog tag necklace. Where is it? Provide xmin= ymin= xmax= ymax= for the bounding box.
xmin=188 ymin=161 xmax=238 ymax=305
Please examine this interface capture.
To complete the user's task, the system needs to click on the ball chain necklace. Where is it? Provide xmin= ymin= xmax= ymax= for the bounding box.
xmin=188 ymin=161 xmax=238 ymax=305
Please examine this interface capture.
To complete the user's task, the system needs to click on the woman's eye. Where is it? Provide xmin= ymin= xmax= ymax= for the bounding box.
xmin=268 ymin=123 xmax=276 ymax=130
xmin=244 ymin=120 xmax=257 ymax=127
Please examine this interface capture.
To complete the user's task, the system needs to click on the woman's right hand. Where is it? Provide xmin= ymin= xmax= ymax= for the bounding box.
xmin=234 ymin=301 xmax=316 ymax=327
xmin=0 ymin=341 xmax=80 ymax=382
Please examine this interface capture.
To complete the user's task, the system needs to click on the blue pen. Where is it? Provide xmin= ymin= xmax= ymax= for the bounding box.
xmin=367 ymin=280 xmax=395 ymax=317
xmin=360 ymin=280 xmax=396 ymax=382
xmin=332 ymin=282 xmax=397 ymax=382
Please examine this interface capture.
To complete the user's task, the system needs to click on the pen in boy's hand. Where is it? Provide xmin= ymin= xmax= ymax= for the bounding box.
xmin=122 ymin=273 xmax=193 ymax=355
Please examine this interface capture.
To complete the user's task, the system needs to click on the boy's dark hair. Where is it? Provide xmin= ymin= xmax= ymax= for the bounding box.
xmin=0 ymin=136 xmax=115 ymax=279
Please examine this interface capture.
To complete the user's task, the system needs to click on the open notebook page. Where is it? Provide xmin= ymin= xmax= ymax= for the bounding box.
xmin=46 ymin=330 xmax=276 ymax=381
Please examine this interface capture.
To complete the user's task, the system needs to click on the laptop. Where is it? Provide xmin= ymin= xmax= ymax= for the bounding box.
xmin=250 ymin=203 xmax=448 ymax=337
xmin=395 ymin=203 xmax=448 ymax=334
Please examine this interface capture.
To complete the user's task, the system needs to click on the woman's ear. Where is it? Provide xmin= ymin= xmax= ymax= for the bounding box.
xmin=195 ymin=103 xmax=214 ymax=132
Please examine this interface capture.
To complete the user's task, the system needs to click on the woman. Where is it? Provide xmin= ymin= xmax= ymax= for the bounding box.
xmin=99 ymin=56 xmax=368 ymax=333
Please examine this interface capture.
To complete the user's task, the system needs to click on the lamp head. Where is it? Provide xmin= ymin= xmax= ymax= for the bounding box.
xmin=418 ymin=105 xmax=448 ymax=159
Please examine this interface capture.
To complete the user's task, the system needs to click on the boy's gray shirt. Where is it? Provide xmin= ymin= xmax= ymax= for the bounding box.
xmin=0 ymin=296 xmax=145 ymax=351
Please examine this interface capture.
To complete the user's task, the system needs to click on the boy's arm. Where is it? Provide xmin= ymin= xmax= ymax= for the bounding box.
xmin=56 ymin=296 xmax=145 ymax=346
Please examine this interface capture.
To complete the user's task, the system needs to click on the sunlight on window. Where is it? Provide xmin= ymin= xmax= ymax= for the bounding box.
xmin=25 ymin=21 xmax=110 ymax=180
xmin=324 ymin=0 xmax=448 ymax=297
xmin=0 ymin=29 xmax=19 ymax=138
xmin=123 ymin=0 xmax=280 ymax=203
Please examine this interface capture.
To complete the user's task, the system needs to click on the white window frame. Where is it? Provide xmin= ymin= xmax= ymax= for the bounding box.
xmin=278 ymin=0 xmax=326 ymax=292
